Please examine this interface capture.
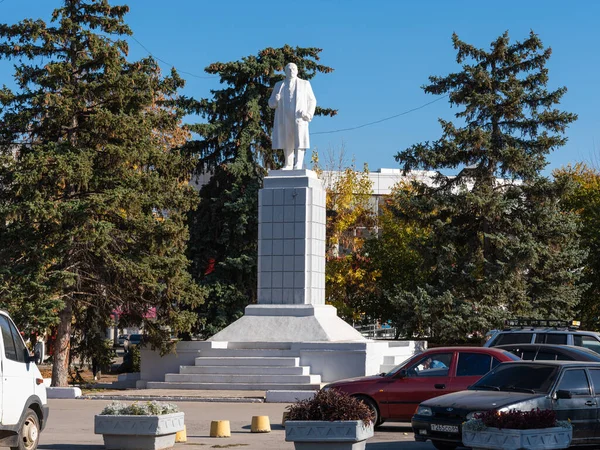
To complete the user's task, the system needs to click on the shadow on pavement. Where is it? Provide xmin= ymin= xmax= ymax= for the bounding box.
xmin=241 ymin=424 xmax=285 ymax=431
xmin=377 ymin=424 xmax=413 ymax=432
xmin=367 ymin=442 xmax=429 ymax=449
xmin=40 ymin=446 xmax=105 ymax=449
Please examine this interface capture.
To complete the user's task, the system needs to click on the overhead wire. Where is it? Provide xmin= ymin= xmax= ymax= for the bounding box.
xmin=129 ymin=35 xmax=217 ymax=80
xmin=0 ymin=12 xmax=448 ymax=136
xmin=122 ymin=37 xmax=451 ymax=135
xmin=312 ymin=95 xmax=449 ymax=135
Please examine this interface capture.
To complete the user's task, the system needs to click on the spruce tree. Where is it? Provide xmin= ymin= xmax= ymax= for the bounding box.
xmin=184 ymin=46 xmax=335 ymax=336
xmin=394 ymin=32 xmax=584 ymax=342
xmin=0 ymin=0 xmax=203 ymax=385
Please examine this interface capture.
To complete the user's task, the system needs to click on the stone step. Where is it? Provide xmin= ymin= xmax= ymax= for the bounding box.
xmin=180 ymin=365 xmax=310 ymax=375
xmin=199 ymin=348 xmax=299 ymax=357
xmin=165 ymin=373 xmax=321 ymax=384
xmin=146 ymin=381 xmax=321 ymax=391
xmin=194 ymin=356 xmax=300 ymax=367
xmin=226 ymin=342 xmax=293 ymax=350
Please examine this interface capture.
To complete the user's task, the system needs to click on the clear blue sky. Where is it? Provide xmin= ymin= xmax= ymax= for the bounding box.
xmin=1 ymin=0 xmax=599 ymax=176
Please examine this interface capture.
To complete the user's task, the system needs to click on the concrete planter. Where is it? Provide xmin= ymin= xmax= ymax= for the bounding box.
xmin=285 ymin=420 xmax=374 ymax=449
xmin=462 ymin=426 xmax=572 ymax=450
xmin=94 ymin=412 xmax=185 ymax=450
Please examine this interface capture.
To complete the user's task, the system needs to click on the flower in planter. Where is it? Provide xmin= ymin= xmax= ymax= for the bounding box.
xmin=286 ymin=389 xmax=374 ymax=425
xmin=285 ymin=390 xmax=375 ymax=449
xmin=95 ymin=400 xmax=184 ymax=450
xmin=463 ymin=408 xmax=572 ymax=431
xmin=100 ymin=400 xmax=179 ymax=416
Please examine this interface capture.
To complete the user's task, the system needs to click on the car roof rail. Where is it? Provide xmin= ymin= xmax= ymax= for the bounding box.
xmin=504 ymin=318 xmax=581 ymax=330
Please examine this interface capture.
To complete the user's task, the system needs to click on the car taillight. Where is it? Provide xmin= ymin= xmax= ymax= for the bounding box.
xmin=36 ymin=378 xmax=44 ymax=385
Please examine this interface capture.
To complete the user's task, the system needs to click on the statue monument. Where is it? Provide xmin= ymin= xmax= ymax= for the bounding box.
xmin=268 ymin=62 xmax=316 ymax=170
xmin=139 ymin=63 xmax=421 ymax=392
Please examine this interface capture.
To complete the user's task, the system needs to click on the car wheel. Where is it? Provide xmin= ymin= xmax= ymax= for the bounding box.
xmin=10 ymin=409 xmax=40 ymax=450
xmin=431 ymin=440 xmax=457 ymax=450
xmin=354 ymin=396 xmax=382 ymax=427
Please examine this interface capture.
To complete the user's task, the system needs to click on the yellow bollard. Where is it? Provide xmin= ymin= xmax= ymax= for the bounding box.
xmin=251 ymin=415 xmax=271 ymax=433
xmin=282 ymin=411 xmax=289 ymax=427
xmin=210 ymin=420 xmax=231 ymax=438
xmin=175 ymin=425 xmax=187 ymax=442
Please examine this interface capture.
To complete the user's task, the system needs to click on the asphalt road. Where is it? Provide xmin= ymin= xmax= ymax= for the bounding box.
xmin=36 ymin=398 xmax=438 ymax=450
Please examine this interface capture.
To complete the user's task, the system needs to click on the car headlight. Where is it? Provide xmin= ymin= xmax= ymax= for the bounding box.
xmin=466 ymin=411 xmax=484 ymax=420
xmin=417 ymin=406 xmax=432 ymax=416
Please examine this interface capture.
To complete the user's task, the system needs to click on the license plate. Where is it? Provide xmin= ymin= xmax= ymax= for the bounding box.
xmin=430 ymin=424 xmax=459 ymax=433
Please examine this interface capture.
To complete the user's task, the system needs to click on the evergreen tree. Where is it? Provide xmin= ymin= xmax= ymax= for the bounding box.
xmin=0 ymin=0 xmax=203 ymax=386
xmin=394 ymin=32 xmax=584 ymax=342
xmin=184 ymin=46 xmax=335 ymax=336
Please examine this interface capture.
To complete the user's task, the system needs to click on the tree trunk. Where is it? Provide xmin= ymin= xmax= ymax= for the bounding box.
xmin=51 ymin=297 xmax=73 ymax=387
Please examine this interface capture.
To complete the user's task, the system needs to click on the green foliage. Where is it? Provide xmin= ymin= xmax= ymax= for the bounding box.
xmin=286 ymin=389 xmax=374 ymax=425
xmin=184 ymin=47 xmax=335 ymax=337
xmin=118 ymin=344 xmax=140 ymax=373
xmin=554 ymin=164 xmax=600 ymax=329
xmin=0 ymin=0 xmax=204 ymax=384
xmin=362 ymin=186 xmax=431 ymax=337
xmin=312 ymin=151 xmax=376 ymax=320
xmin=393 ymin=32 xmax=584 ymax=342
xmin=100 ymin=401 xmax=179 ymax=416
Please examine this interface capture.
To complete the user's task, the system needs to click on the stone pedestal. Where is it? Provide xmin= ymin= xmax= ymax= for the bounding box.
xmin=258 ymin=169 xmax=325 ymax=305
xmin=209 ymin=169 xmax=365 ymax=343
xmin=140 ymin=169 xmax=423 ymax=390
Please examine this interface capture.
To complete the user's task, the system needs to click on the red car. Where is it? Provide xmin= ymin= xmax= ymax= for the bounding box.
xmin=322 ymin=346 xmax=519 ymax=426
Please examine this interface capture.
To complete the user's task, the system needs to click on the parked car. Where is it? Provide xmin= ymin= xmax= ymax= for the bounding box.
xmin=485 ymin=320 xmax=600 ymax=354
xmin=124 ymin=333 xmax=144 ymax=349
xmin=496 ymin=343 xmax=600 ymax=362
xmin=0 ymin=310 xmax=49 ymax=450
xmin=412 ymin=360 xmax=600 ymax=449
xmin=116 ymin=335 xmax=128 ymax=347
xmin=322 ymin=346 xmax=519 ymax=426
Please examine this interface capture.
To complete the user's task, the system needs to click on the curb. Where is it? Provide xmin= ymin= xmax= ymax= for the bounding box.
xmin=79 ymin=395 xmax=265 ymax=403
xmin=47 ymin=387 xmax=82 ymax=399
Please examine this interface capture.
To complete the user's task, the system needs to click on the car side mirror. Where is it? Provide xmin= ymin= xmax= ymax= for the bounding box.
xmin=555 ymin=389 xmax=572 ymax=399
xmin=397 ymin=369 xmax=408 ymax=378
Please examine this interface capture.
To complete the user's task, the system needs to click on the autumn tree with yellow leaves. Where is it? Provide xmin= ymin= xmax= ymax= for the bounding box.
xmin=554 ymin=164 xmax=600 ymax=329
xmin=312 ymin=149 xmax=377 ymax=320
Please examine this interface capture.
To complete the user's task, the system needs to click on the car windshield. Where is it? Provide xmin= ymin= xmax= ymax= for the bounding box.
xmin=470 ymin=363 xmax=558 ymax=393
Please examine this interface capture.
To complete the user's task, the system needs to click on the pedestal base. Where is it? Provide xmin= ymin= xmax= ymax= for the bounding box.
xmin=208 ymin=305 xmax=366 ymax=342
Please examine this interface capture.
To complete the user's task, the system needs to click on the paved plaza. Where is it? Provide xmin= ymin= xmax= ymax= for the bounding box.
xmin=38 ymin=397 xmax=436 ymax=450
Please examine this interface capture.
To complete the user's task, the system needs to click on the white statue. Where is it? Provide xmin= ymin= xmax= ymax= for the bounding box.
xmin=268 ymin=63 xmax=317 ymax=170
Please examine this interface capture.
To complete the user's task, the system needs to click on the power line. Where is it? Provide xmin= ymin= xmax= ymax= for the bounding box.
xmin=312 ymin=94 xmax=449 ymax=135
xmin=129 ymin=36 xmax=217 ymax=80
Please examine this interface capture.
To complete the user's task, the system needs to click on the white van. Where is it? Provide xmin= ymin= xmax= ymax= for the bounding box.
xmin=0 ymin=310 xmax=48 ymax=450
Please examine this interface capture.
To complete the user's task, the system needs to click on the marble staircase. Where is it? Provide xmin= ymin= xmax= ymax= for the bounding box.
xmin=146 ymin=343 xmax=322 ymax=391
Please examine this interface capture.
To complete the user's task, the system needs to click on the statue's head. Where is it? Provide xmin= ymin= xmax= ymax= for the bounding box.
xmin=285 ymin=63 xmax=298 ymax=80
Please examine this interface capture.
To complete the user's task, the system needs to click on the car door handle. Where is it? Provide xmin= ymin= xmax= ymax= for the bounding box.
xmin=585 ymin=401 xmax=597 ymax=406
xmin=434 ymin=384 xmax=446 ymax=389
